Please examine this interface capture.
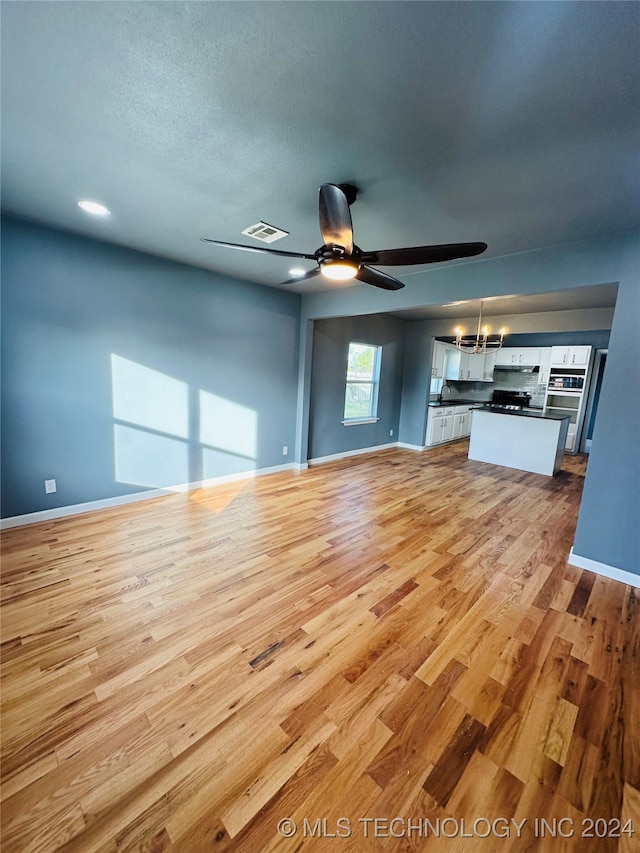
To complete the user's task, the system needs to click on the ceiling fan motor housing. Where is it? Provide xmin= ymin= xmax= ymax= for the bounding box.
xmin=317 ymin=244 xmax=360 ymax=260
xmin=336 ymin=183 xmax=358 ymax=205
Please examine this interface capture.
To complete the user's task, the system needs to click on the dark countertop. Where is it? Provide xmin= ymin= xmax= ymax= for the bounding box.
xmin=472 ymin=405 xmax=570 ymax=422
xmin=428 ymin=399 xmax=488 ymax=408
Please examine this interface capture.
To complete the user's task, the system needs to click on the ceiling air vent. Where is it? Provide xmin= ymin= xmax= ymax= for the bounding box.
xmin=241 ymin=221 xmax=289 ymax=243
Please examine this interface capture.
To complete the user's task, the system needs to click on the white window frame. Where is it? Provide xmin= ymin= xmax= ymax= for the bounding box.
xmin=342 ymin=342 xmax=382 ymax=425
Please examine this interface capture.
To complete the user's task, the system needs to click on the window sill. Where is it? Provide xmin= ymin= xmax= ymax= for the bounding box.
xmin=342 ymin=417 xmax=380 ymax=426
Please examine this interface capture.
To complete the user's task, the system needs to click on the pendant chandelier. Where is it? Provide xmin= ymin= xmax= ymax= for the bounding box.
xmin=454 ymin=301 xmax=506 ymax=354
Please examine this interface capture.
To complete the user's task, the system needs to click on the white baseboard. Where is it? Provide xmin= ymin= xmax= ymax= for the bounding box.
xmin=1 ymin=444 xmax=422 ymax=529
xmin=0 ymin=463 xmax=297 ymax=530
xmin=568 ymin=548 xmax=640 ymax=588
xmin=305 ymin=441 xmax=426 ymax=466
xmin=308 ymin=442 xmax=398 ymax=466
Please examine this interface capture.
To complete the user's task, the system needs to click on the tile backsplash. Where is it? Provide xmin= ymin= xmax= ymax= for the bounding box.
xmin=430 ymin=369 xmax=546 ymax=406
xmin=492 ymin=369 xmax=546 ymax=406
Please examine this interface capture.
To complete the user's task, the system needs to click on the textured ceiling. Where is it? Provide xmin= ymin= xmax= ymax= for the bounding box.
xmin=386 ymin=282 xmax=619 ymax=321
xmin=2 ymin=2 xmax=639 ymax=298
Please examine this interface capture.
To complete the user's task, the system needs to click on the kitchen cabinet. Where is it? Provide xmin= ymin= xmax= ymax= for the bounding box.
xmin=550 ymin=345 xmax=590 ymax=367
xmin=543 ymin=347 xmax=591 ymax=452
xmin=495 ymin=347 xmax=541 ymax=366
xmin=427 ymin=413 xmax=442 ymax=446
xmin=431 ymin=340 xmax=449 ymax=378
xmin=544 ymin=390 xmax=581 ymax=450
xmin=458 ymin=352 xmax=485 ymax=381
xmin=495 ymin=348 xmax=519 ymax=366
xmin=453 ymin=406 xmax=472 ymax=439
xmin=427 ymin=407 xmax=454 ymax=445
xmin=426 ymin=405 xmax=471 ymax=446
xmin=441 ymin=413 xmax=454 ymax=442
xmin=538 ymin=348 xmax=552 ymax=385
xmin=483 ymin=351 xmax=497 ymax=381
xmin=450 ymin=351 xmax=493 ymax=382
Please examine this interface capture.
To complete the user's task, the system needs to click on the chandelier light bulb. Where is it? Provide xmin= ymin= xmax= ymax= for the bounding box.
xmin=454 ymin=301 xmax=506 ymax=354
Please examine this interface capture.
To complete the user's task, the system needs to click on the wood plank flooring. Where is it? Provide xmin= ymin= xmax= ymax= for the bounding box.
xmin=1 ymin=443 xmax=638 ymax=852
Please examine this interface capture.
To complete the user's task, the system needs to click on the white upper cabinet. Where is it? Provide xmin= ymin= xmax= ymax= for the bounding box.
xmin=550 ymin=346 xmax=591 ymax=367
xmin=459 ymin=352 xmax=485 ymax=381
xmin=495 ymin=347 xmax=541 ymax=366
xmin=483 ymin=350 xmax=497 ymax=381
xmin=538 ymin=348 xmax=552 ymax=385
xmin=450 ymin=351 xmax=494 ymax=382
xmin=431 ymin=340 xmax=449 ymax=378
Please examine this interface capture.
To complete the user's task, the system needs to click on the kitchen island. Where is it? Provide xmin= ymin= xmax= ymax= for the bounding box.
xmin=468 ymin=407 xmax=570 ymax=476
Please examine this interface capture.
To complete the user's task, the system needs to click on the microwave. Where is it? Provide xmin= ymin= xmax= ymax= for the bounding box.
xmin=548 ymin=376 xmax=584 ymax=390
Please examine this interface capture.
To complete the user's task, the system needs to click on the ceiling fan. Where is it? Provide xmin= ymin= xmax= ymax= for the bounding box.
xmin=201 ymin=183 xmax=487 ymax=290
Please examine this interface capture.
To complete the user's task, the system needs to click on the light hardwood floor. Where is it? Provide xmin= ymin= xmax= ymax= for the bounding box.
xmin=1 ymin=443 xmax=638 ymax=852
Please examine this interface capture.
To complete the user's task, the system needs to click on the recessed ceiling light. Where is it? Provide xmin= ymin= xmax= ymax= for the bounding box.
xmin=288 ymin=267 xmax=306 ymax=277
xmin=78 ymin=200 xmax=111 ymax=216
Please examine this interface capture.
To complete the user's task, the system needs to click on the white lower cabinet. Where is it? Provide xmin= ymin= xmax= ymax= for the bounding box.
xmin=441 ymin=414 xmax=454 ymax=442
xmin=453 ymin=411 xmax=469 ymax=439
xmin=426 ymin=405 xmax=472 ymax=446
xmin=427 ymin=412 xmax=443 ymax=445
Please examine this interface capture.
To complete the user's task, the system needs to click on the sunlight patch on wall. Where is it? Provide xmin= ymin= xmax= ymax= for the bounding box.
xmin=111 ymin=355 xmax=259 ymax=493
xmin=111 ymin=354 xmax=188 ymax=438
xmin=199 ymin=390 xmax=257 ymax=461
xmin=111 ymin=354 xmax=190 ymax=489
xmin=113 ymin=424 xmax=188 ymax=488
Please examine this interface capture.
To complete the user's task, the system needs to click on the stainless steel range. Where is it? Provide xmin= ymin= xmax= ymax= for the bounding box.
xmin=487 ymin=390 xmax=531 ymax=410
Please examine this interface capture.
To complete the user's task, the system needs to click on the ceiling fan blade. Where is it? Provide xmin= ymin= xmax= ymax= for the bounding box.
xmin=361 ymin=242 xmax=488 ymax=266
xmin=356 ymin=265 xmax=405 ymax=291
xmin=318 ymin=184 xmax=354 ymax=254
xmin=200 ymin=238 xmax=316 ymax=260
xmin=280 ymin=267 xmax=321 ymax=286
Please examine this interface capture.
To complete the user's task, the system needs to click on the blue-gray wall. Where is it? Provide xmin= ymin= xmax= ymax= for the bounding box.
xmin=572 ymin=246 xmax=640 ymax=572
xmin=308 ymin=315 xmax=405 ymax=459
xmin=1 ymin=216 xmax=301 ymax=517
xmin=398 ymin=320 xmax=432 ymax=448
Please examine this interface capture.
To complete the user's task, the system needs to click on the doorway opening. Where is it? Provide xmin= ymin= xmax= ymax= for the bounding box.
xmin=581 ymin=349 xmax=607 ymax=454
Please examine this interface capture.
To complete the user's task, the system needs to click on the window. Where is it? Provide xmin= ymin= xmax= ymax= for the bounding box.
xmin=343 ymin=342 xmax=382 ymax=423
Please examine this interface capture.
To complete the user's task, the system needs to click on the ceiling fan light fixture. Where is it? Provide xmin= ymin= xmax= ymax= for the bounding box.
xmin=201 ymin=183 xmax=486 ymax=291
xmin=319 ymin=259 xmax=359 ymax=281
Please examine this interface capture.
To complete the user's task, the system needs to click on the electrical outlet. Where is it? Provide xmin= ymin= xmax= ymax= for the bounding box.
xmin=45 ymin=478 xmax=57 ymax=494
xmin=282 ymin=445 xmax=288 ymax=456
xmin=389 ymin=429 xmax=394 ymax=437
